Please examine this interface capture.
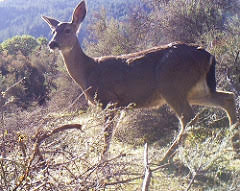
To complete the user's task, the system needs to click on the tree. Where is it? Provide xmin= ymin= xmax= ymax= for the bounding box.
xmin=137 ymin=0 xmax=240 ymax=43
xmin=37 ymin=37 xmax=48 ymax=46
xmin=0 ymin=46 xmax=58 ymax=109
xmin=84 ymin=8 xmax=132 ymax=57
xmin=1 ymin=35 xmax=39 ymax=56
xmin=200 ymin=15 xmax=240 ymax=94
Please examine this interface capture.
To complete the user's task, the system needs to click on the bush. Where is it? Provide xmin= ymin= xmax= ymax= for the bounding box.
xmin=199 ymin=15 xmax=240 ymax=95
xmin=115 ymin=108 xmax=178 ymax=145
xmin=1 ymin=35 xmax=39 ymax=56
xmin=0 ymin=44 xmax=3 ymax=53
xmin=84 ymin=8 xmax=132 ymax=57
xmin=36 ymin=37 xmax=48 ymax=46
xmin=0 ymin=47 xmax=58 ymax=109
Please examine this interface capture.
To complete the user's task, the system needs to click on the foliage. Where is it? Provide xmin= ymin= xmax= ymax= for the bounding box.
xmin=135 ymin=0 xmax=240 ymax=44
xmin=0 ymin=42 xmax=58 ymax=109
xmin=36 ymin=36 xmax=48 ymax=46
xmin=162 ymin=0 xmax=223 ymax=42
xmin=199 ymin=15 xmax=240 ymax=95
xmin=84 ymin=8 xmax=132 ymax=57
xmin=1 ymin=35 xmax=39 ymax=56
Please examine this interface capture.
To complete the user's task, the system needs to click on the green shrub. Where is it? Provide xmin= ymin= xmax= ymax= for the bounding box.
xmin=1 ymin=35 xmax=39 ymax=56
xmin=37 ymin=37 xmax=48 ymax=46
xmin=0 ymin=48 xmax=58 ymax=109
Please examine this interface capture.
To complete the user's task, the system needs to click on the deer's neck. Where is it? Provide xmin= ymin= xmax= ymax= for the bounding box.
xmin=60 ymin=41 xmax=95 ymax=90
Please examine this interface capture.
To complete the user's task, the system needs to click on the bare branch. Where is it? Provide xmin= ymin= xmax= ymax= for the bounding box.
xmin=13 ymin=123 xmax=83 ymax=190
xmin=142 ymin=143 xmax=152 ymax=191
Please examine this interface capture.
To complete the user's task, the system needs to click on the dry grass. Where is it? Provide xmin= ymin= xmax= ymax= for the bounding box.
xmin=0 ymin=99 xmax=239 ymax=190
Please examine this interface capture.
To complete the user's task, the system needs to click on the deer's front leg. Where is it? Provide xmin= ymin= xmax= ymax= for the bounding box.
xmin=101 ymin=112 xmax=116 ymax=160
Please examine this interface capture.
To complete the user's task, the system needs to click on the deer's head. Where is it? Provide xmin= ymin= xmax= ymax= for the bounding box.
xmin=42 ymin=1 xmax=86 ymax=52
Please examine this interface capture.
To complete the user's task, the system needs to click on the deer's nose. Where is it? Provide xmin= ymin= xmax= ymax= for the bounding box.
xmin=49 ymin=41 xmax=59 ymax=49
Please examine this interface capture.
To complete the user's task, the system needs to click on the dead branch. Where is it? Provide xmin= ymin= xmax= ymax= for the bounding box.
xmin=142 ymin=143 xmax=152 ymax=191
xmin=185 ymin=172 xmax=197 ymax=191
xmin=105 ymin=176 xmax=144 ymax=186
xmin=33 ymin=124 xmax=83 ymax=144
xmin=81 ymin=153 xmax=125 ymax=180
xmin=65 ymin=86 xmax=92 ymax=111
xmin=13 ymin=123 xmax=83 ymax=191
xmin=234 ymin=51 xmax=239 ymax=66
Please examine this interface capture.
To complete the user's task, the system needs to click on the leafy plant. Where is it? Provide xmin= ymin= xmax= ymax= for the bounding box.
xmin=1 ymin=35 xmax=39 ymax=56
xmin=0 ymin=42 xmax=58 ymax=109
xmin=84 ymin=8 xmax=132 ymax=57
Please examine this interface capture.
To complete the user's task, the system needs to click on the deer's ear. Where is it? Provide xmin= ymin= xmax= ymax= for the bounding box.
xmin=71 ymin=1 xmax=86 ymax=28
xmin=42 ymin=16 xmax=60 ymax=30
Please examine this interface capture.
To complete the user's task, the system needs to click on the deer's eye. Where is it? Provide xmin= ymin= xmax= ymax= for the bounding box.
xmin=65 ymin=29 xmax=71 ymax=34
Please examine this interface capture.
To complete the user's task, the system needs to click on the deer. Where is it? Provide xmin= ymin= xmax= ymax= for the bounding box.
xmin=42 ymin=1 xmax=237 ymax=162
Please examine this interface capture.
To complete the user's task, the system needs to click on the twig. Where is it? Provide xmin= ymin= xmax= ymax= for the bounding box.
xmin=142 ymin=143 xmax=152 ymax=191
xmin=234 ymin=51 xmax=239 ymax=66
xmin=185 ymin=167 xmax=202 ymax=191
xmin=185 ymin=172 xmax=197 ymax=191
xmin=31 ymin=182 xmax=47 ymax=191
xmin=63 ymin=165 xmax=78 ymax=180
xmin=33 ymin=124 xmax=83 ymax=144
xmin=2 ymin=77 xmax=25 ymax=97
xmin=65 ymin=86 xmax=92 ymax=111
xmin=13 ymin=123 xmax=83 ymax=191
xmin=81 ymin=153 xmax=125 ymax=180
xmin=0 ymin=160 xmax=7 ymax=189
xmin=151 ymin=162 xmax=170 ymax=172
xmin=0 ymin=77 xmax=25 ymax=107
xmin=105 ymin=175 xmax=144 ymax=186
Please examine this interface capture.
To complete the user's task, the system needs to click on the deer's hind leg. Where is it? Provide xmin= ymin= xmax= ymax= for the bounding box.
xmin=190 ymin=90 xmax=239 ymax=155
xmin=189 ymin=90 xmax=237 ymax=126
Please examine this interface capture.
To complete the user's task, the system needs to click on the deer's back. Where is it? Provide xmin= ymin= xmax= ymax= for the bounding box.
xmin=87 ymin=42 xmax=213 ymax=108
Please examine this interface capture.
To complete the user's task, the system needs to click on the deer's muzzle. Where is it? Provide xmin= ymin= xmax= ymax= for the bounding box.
xmin=49 ymin=41 xmax=59 ymax=50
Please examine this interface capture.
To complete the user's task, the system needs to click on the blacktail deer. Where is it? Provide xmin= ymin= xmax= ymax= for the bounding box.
xmin=42 ymin=1 xmax=237 ymax=162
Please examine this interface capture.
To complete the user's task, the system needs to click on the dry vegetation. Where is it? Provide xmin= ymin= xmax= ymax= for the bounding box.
xmin=0 ymin=94 xmax=240 ymax=190
xmin=1 ymin=0 xmax=240 ymax=190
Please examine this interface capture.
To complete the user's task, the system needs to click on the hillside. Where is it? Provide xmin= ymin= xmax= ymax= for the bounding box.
xmin=0 ymin=0 xmax=135 ymax=42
